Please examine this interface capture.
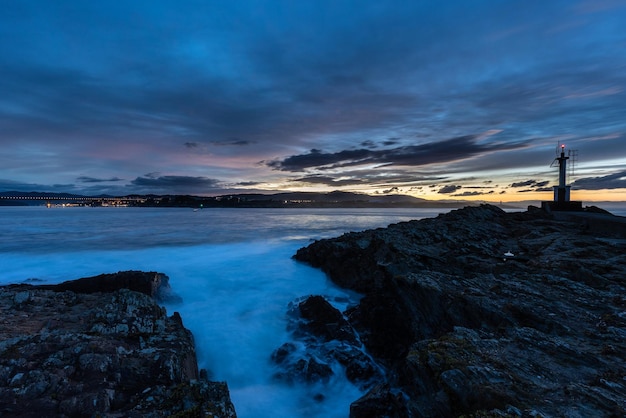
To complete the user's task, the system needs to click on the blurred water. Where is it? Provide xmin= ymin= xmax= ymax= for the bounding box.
xmin=0 ymin=206 xmax=444 ymax=418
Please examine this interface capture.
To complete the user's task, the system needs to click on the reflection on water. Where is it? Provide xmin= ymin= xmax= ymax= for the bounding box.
xmin=0 ymin=206 xmax=444 ymax=253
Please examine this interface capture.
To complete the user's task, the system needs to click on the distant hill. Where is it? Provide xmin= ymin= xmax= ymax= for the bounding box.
xmin=0 ymin=190 xmax=512 ymax=209
xmin=192 ymin=191 xmax=481 ymax=208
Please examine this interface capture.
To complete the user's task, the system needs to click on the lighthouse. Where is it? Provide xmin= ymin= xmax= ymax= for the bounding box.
xmin=541 ymin=144 xmax=582 ymax=212
xmin=554 ymin=144 xmax=570 ymax=204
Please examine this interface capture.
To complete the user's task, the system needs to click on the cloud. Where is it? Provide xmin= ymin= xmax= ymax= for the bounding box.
xmin=0 ymin=179 xmax=80 ymax=194
xmin=510 ymin=180 xmax=550 ymax=188
xmin=130 ymin=175 xmax=222 ymax=194
xmin=510 ymin=180 xmax=536 ymax=188
xmin=361 ymin=140 xmax=377 ymax=148
xmin=268 ymin=135 xmax=525 ymax=172
xmin=572 ymin=170 xmax=626 ymax=190
xmin=291 ymin=175 xmax=365 ymax=186
xmin=77 ymin=176 xmax=123 ymax=183
xmin=438 ymin=185 xmax=461 ymax=194
xmin=210 ymin=139 xmax=255 ymax=146
xmin=1 ymin=2 xmax=625 ymax=200
xmin=381 ymin=186 xmax=400 ymax=194
xmin=452 ymin=190 xmax=495 ymax=196
xmin=236 ymin=181 xmax=262 ymax=186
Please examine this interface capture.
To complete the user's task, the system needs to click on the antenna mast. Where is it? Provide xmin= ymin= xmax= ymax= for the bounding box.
xmin=568 ymin=148 xmax=578 ymax=185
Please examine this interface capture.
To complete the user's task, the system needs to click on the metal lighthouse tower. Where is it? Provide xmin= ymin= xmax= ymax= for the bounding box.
xmin=541 ymin=144 xmax=583 ymax=212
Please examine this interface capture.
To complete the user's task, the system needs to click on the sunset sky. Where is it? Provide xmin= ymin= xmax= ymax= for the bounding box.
xmin=1 ymin=1 xmax=625 ymax=201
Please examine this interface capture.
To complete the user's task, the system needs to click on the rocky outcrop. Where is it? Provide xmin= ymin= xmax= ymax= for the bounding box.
xmin=271 ymin=295 xmax=383 ymax=391
xmin=0 ymin=271 xmax=236 ymax=417
xmin=294 ymin=205 xmax=626 ymax=417
xmin=36 ymin=270 xmax=183 ymax=303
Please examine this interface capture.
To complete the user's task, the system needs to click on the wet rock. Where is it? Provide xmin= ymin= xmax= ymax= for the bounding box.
xmin=0 ymin=271 xmax=236 ymax=417
xmin=297 ymin=295 xmax=358 ymax=344
xmin=295 ymin=204 xmax=626 ymax=417
xmin=272 ymin=296 xmax=383 ymax=390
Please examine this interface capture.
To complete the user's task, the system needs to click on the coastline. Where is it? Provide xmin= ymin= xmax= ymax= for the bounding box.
xmin=2 ymin=206 xmax=626 ymax=418
xmin=293 ymin=204 xmax=626 ymax=417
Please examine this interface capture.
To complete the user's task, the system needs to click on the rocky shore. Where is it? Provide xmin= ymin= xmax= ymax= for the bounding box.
xmin=292 ymin=204 xmax=626 ymax=417
xmin=0 ymin=271 xmax=237 ymax=417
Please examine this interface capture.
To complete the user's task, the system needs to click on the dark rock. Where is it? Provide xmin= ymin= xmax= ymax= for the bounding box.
xmin=349 ymin=384 xmax=409 ymax=418
xmin=272 ymin=296 xmax=384 ymax=391
xmin=295 ymin=204 xmax=626 ymax=417
xmin=298 ymin=295 xmax=358 ymax=344
xmin=36 ymin=270 xmax=183 ymax=303
xmin=0 ymin=273 xmax=236 ymax=417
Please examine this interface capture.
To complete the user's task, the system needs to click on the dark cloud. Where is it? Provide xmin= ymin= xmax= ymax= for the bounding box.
xmin=510 ymin=180 xmax=550 ymax=188
xmin=236 ymin=181 xmax=262 ymax=186
xmin=77 ymin=176 xmax=123 ymax=183
xmin=361 ymin=140 xmax=377 ymax=148
xmin=130 ymin=175 xmax=222 ymax=194
xmin=0 ymin=179 xmax=75 ymax=193
xmin=211 ymin=139 xmax=255 ymax=146
xmin=572 ymin=170 xmax=626 ymax=190
xmin=184 ymin=142 xmax=198 ymax=148
xmin=382 ymin=186 xmax=400 ymax=194
xmin=291 ymin=175 xmax=365 ymax=187
xmin=510 ymin=180 xmax=536 ymax=188
xmin=438 ymin=185 xmax=462 ymax=194
xmin=452 ymin=190 xmax=495 ymax=197
xmin=268 ymin=135 xmax=525 ymax=171
xmin=383 ymin=138 xmax=400 ymax=146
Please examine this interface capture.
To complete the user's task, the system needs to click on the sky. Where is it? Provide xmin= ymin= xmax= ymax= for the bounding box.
xmin=1 ymin=1 xmax=625 ymax=201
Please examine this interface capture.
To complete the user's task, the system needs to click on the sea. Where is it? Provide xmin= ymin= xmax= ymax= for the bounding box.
xmin=1 ymin=204 xmax=624 ymax=417
xmin=0 ymin=206 xmax=446 ymax=417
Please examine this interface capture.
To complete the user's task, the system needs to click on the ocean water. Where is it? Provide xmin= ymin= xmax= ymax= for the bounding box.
xmin=0 ymin=206 xmax=447 ymax=418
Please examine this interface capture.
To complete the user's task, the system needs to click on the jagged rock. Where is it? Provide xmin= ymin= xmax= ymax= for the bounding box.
xmin=295 ymin=205 xmax=626 ymax=417
xmin=36 ymin=270 xmax=183 ymax=303
xmin=0 ymin=271 xmax=236 ymax=417
xmin=297 ymin=295 xmax=359 ymax=344
xmin=272 ymin=296 xmax=383 ymax=390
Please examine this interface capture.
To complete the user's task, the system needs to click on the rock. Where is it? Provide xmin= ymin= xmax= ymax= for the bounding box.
xmin=13 ymin=290 xmax=30 ymax=306
xmin=0 ymin=272 xmax=236 ymax=417
xmin=349 ymin=384 xmax=409 ymax=418
xmin=294 ymin=205 xmax=626 ymax=417
xmin=272 ymin=296 xmax=383 ymax=390
xmin=297 ymin=295 xmax=359 ymax=344
xmin=36 ymin=270 xmax=183 ymax=303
